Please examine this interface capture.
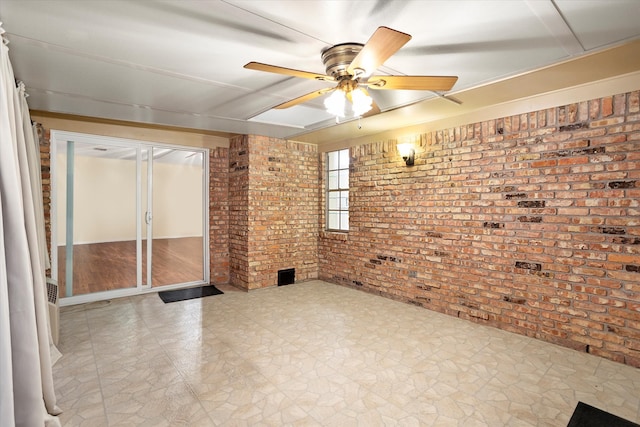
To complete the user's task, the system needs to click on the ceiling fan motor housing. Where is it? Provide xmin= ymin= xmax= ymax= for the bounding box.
xmin=321 ymin=43 xmax=363 ymax=79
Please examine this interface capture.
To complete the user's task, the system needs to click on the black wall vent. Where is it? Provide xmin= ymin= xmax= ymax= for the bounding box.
xmin=278 ymin=268 xmax=295 ymax=286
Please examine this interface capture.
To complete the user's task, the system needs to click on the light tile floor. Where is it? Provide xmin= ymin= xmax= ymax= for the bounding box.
xmin=53 ymin=280 xmax=640 ymax=426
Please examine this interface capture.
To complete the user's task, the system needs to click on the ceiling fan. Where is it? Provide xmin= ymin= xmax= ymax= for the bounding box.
xmin=244 ymin=26 xmax=458 ymax=121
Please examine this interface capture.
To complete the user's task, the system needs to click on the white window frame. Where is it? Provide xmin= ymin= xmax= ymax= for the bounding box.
xmin=326 ymin=149 xmax=349 ymax=231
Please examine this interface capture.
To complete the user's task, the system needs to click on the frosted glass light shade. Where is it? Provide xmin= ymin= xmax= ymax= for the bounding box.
xmin=324 ymin=90 xmax=346 ymax=118
xmin=351 ymin=88 xmax=373 ymax=116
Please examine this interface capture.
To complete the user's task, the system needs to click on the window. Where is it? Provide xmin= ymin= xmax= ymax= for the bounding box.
xmin=326 ymin=149 xmax=349 ymax=231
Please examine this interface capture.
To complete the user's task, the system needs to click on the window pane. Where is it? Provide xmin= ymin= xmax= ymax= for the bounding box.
xmin=339 ymin=149 xmax=349 ymax=169
xmin=326 ymin=149 xmax=349 ymax=232
xmin=328 ymin=192 xmax=340 ymax=210
xmin=328 ymin=212 xmax=340 ymax=229
xmin=328 ymin=170 xmax=339 ymax=190
xmin=339 ymin=169 xmax=349 ymax=189
xmin=340 ymin=211 xmax=349 ymax=231
xmin=328 ymin=151 xmax=339 ymax=170
xmin=340 ymin=191 xmax=349 ymax=210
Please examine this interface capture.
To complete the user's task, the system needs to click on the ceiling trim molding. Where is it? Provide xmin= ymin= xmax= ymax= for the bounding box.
xmin=31 ymin=110 xmax=232 ymax=149
xmin=31 ymin=110 xmax=234 ymax=137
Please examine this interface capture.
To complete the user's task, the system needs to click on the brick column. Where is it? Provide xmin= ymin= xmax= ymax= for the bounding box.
xmin=209 ymin=147 xmax=229 ymax=285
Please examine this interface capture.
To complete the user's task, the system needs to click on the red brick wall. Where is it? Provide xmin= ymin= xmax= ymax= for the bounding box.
xmin=209 ymin=147 xmax=229 ymax=285
xmin=229 ymin=135 xmax=250 ymax=289
xmin=38 ymin=125 xmax=52 ymax=273
xmin=319 ymin=90 xmax=640 ymax=367
xmin=244 ymin=135 xmax=319 ymax=289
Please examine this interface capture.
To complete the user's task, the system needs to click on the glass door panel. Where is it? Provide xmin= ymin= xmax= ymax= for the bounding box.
xmin=150 ymin=148 xmax=205 ymax=287
xmin=56 ymin=141 xmax=138 ymax=297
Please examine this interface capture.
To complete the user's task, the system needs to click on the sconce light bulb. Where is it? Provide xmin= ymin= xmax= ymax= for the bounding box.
xmin=397 ymin=142 xmax=415 ymax=166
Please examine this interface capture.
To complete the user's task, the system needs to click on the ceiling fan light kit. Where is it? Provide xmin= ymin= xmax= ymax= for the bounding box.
xmin=323 ymin=78 xmax=374 ymax=120
xmin=244 ymin=26 xmax=459 ymax=122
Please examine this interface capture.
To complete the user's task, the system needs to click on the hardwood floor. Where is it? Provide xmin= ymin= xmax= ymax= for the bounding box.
xmin=57 ymin=237 xmax=204 ymax=298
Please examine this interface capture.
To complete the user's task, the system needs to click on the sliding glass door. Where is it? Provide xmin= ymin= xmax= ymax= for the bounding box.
xmin=148 ymin=147 xmax=205 ymax=287
xmin=52 ymin=131 xmax=208 ymax=304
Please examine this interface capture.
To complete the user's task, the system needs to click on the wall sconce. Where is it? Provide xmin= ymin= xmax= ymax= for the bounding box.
xmin=397 ymin=143 xmax=415 ymax=166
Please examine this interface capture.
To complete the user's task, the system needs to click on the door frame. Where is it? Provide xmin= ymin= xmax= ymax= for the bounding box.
xmin=50 ymin=130 xmax=210 ymax=306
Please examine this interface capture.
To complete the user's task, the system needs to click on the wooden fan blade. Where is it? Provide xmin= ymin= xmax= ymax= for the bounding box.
xmin=362 ymin=99 xmax=381 ymax=118
xmin=244 ymin=62 xmax=334 ymax=81
xmin=347 ymin=27 xmax=411 ymax=77
xmin=367 ymin=75 xmax=458 ymax=91
xmin=274 ymin=88 xmax=334 ymax=109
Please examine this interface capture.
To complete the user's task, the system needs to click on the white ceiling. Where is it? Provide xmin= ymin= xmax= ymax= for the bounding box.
xmin=1 ymin=0 xmax=640 ymax=146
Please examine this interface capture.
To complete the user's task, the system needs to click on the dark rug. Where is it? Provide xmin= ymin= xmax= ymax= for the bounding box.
xmin=158 ymin=285 xmax=223 ymax=303
xmin=567 ymin=402 xmax=640 ymax=427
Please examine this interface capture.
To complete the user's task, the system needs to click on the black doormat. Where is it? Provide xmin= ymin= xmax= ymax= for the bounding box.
xmin=567 ymin=402 xmax=640 ymax=427
xmin=158 ymin=285 xmax=223 ymax=303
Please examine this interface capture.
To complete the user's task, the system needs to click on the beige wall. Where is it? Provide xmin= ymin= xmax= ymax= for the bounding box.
xmin=43 ymin=118 xmax=216 ymax=246
xmin=151 ymin=161 xmax=203 ymax=239
xmin=57 ymin=154 xmax=203 ymax=245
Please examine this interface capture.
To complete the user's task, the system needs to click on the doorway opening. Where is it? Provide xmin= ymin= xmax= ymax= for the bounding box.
xmin=51 ymin=131 xmax=209 ymax=305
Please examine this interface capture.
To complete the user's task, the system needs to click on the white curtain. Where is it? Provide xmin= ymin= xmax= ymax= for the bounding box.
xmin=0 ymin=24 xmax=62 ymax=427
